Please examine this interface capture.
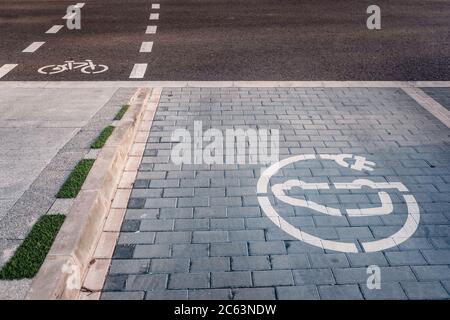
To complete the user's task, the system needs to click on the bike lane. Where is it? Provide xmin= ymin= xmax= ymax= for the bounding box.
xmin=0 ymin=0 xmax=151 ymax=80
xmin=96 ymin=86 xmax=450 ymax=300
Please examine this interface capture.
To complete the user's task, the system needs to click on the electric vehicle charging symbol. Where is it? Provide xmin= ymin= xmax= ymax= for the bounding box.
xmin=256 ymin=154 xmax=420 ymax=253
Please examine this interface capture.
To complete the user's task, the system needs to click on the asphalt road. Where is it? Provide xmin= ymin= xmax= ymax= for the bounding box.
xmin=0 ymin=0 xmax=449 ymax=80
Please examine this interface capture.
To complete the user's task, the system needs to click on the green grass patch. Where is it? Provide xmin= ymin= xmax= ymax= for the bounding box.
xmin=0 ymin=214 xmax=65 ymax=279
xmin=56 ymin=159 xmax=95 ymax=198
xmin=114 ymin=104 xmax=129 ymax=120
xmin=91 ymin=125 xmax=115 ymax=149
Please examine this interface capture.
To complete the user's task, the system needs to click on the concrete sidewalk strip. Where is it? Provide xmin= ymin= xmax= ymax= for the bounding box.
xmin=26 ymin=88 xmax=153 ymax=299
xmin=78 ymin=88 xmax=162 ymax=300
xmin=96 ymin=86 xmax=450 ymax=300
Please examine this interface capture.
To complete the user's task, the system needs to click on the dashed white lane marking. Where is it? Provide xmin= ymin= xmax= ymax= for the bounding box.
xmin=129 ymin=63 xmax=148 ymax=79
xmin=149 ymin=13 xmax=159 ymax=20
xmin=22 ymin=42 xmax=45 ymax=53
xmin=46 ymin=25 xmax=64 ymax=34
xmin=0 ymin=64 xmax=18 ymax=79
xmin=146 ymin=26 xmax=157 ymax=34
xmin=152 ymin=4 xmax=160 ymax=9
xmin=140 ymin=41 xmax=154 ymax=53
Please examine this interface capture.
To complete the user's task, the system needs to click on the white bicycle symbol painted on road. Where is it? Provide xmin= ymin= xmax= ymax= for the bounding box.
xmin=38 ymin=59 xmax=108 ymax=75
xmin=257 ymin=154 xmax=420 ymax=253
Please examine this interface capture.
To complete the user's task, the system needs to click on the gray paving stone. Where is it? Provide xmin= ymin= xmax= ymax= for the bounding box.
xmin=121 ymin=220 xmax=140 ymax=232
xmin=151 ymin=258 xmax=190 ymax=273
xmin=191 ymin=257 xmax=231 ymax=272
xmin=360 ymin=282 xmax=407 ymax=300
xmin=109 ymin=259 xmax=149 ymax=274
xmin=144 ymin=198 xmax=177 ymax=208
xmin=193 ymin=231 xmax=228 ymax=243
xmin=318 ymin=284 xmax=364 ymax=300
xmin=442 ymin=280 xmax=450 ymax=294
xmin=231 ymin=287 xmax=276 ymax=300
xmin=401 ymin=281 xmax=449 ymax=299
xmin=178 ymin=196 xmax=209 ymax=207
xmin=169 ymin=273 xmax=210 ymax=289
xmin=411 ymin=265 xmax=450 ymax=281
xmin=271 ymin=254 xmax=310 ymax=269
xmin=194 ymin=207 xmax=227 ymax=218
xmin=292 ymin=269 xmax=335 ymax=285
xmin=253 ymin=270 xmax=294 ymax=287
xmin=385 ymin=251 xmax=427 ymax=266
xmin=228 ymin=206 xmax=261 ymax=218
xmin=333 ymin=266 xmax=417 ymax=284
xmin=113 ymin=245 xmax=135 ymax=259
xmin=309 ymin=253 xmax=350 ymax=268
xmin=155 ymin=231 xmax=192 ymax=244
xmin=422 ymin=249 xmax=450 ymax=265
xmin=249 ymin=241 xmax=286 ymax=255
xmin=211 ymin=271 xmax=252 ymax=288
xmin=229 ymin=230 xmax=265 ymax=241
xmin=211 ymin=218 xmax=245 ymax=230
xmin=276 ymin=285 xmax=320 ymax=300
xmin=189 ymin=289 xmax=232 ymax=300
xmin=133 ymin=244 xmax=170 ymax=258
xmin=126 ymin=274 xmax=168 ymax=291
xmin=232 ymin=256 xmax=271 ymax=271
xmin=286 ymin=241 xmax=324 ymax=253
xmin=103 ymin=275 xmax=127 ymax=291
xmin=101 ymin=291 xmax=145 ymax=300
xmin=140 ymin=219 xmax=174 ymax=232
xmin=160 ymin=208 xmax=194 ymax=219
xmin=125 ymin=209 xmax=158 ymax=220
xmin=172 ymin=244 xmax=209 ymax=258
xmin=145 ymin=290 xmax=188 ymax=300
xmin=127 ymin=198 xmax=146 ymax=209
xmin=117 ymin=232 xmax=156 ymax=245
xmin=346 ymin=252 xmax=389 ymax=267
xmin=211 ymin=242 xmax=249 ymax=257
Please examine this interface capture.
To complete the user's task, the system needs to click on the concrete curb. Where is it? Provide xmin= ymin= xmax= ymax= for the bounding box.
xmin=26 ymin=87 xmax=152 ymax=300
xmin=1 ymin=81 xmax=450 ymax=88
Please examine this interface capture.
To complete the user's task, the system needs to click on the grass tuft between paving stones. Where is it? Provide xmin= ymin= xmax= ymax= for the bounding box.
xmin=91 ymin=125 xmax=115 ymax=149
xmin=56 ymin=159 xmax=95 ymax=198
xmin=0 ymin=214 xmax=66 ymax=280
xmin=114 ymin=104 xmax=129 ymax=120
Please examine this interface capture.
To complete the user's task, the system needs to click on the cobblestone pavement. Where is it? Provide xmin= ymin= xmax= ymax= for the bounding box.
xmin=102 ymin=87 xmax=450 ymax=300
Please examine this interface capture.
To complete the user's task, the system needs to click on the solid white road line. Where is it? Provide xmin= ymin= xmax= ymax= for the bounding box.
xmin=46 ymin=25 xmax=64 ymax=34
xmin=22 ymin=42 xmax=45 ymax=53
xmin=149 ymin=13 xmax=159 ymax=20
xmin=140 ymin=41 xmax=154 ymax=53
xmin=0 ymin=64 xmax=18 ymax=79
xmin=152 ymin=4 xmax=160 ymax=9
xmin=146 ymin=26 xmax=157 ymax=34
xmin=402 ymin=87 xmax=450 ymax=128
xmin=129 ymin=64 xmax=148 ymax=79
